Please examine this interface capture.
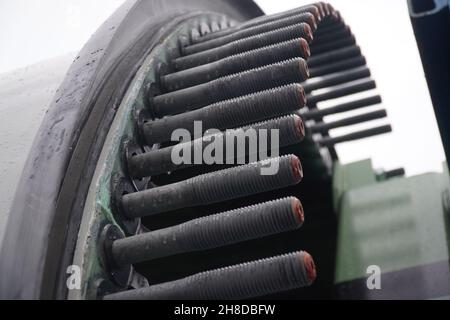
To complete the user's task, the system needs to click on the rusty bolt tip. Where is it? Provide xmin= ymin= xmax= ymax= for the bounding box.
xmin=333 ymin=11 xmax=342 ymax=21
xmin=297 ymin=84 xmax=307 ymax=107
xmin=293 ymin=114 xmax=306 ymax=139
xmin=291 ymin=197 xmax=305 ymax=226
xmin=289 ymin=155 xmax=303 ymax=182
xmin=304 ymin=12 xmax=318 ymax=32
xmin=302 ymin=251 xmax=317 ymax=284
xmin=315 ymin=3 xmax=326 ymax=19
xmin=299 ymin=38 xmax=311 ymax=59
xmin=321 ymin=2 xmax=331 ymax=16
xmin=326 ymin=3 xmax=335 ymax=14
xmin=302 ymin=23 xmax=314 ymax=43
xmin=299 ymin=59 xmax=310 ymax=80
xmin=309 ymin=6 xmax=321 ymax=23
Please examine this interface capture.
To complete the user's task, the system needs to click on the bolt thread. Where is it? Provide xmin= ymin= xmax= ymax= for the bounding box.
xmin=212 ymin=85 xmax=306 ymax=130
xmin=308 ymin=78 xmax=376 ymax=104
xmin=190 ymin=155 xmax=302 ymax=203
xmin=311 ymin=34 xmax=356 ymax=56
xmin=103 ymin=251 xmax=315 ymax=300
xmin=182 ymin=197 xmax=303 ymax=251
xmin=215 ymin=58 xmax=309 ymax=99
xmin=303 ymin=95 xmax=382 ymax=120
xmin=310 ymin=26 xmax=351 ymax=48
xmin=303 ymin=66 xmax=370 ymax=93
xmin=173 ymin=23 xmax=312 ymax=71
xmin=163 ymin=38 xmax=310 ymax=91
xmin=153 ymin=59 xmax=309 ymax=117
xmin=122 ymin=155 xmax=302 ymax=218
xmin=307 ymin=45 xmax=361 ymax=68
xmin=194 ymin=4 xmax=322 ymax=44
xmin=111 ymin=197 xmax=304 ymax=265
xmin=310 ymin=109 xmax=387 ymax=133
xmin=184 ymin=12 xmax=316 ymax=55
xmin=131 ymin=114 xmax=305 ymax=178
xmin=143 ymin=84 xmax=305 ymax=145
xmin=310 ymin=55 xmax=366 ymax=78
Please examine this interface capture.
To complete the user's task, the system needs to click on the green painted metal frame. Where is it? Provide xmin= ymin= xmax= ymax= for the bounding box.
xmin=333 ymin=160 xmax=450 ymax=299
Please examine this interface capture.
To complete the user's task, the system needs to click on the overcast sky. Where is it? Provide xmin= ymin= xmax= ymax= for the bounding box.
xmin=0 ymin=0 xmax=445 ymax=176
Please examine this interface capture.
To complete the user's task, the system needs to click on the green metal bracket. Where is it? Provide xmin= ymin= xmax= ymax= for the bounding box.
xmin=333 ymin=160 xmax=450 ymax=299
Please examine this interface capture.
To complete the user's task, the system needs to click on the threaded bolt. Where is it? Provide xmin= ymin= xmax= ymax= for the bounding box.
xmin=318 ymin=125 xmax=392 ymax=147
xmin=130 ymin=114 xmax=305 ymax=178
xmin=143 ymin=84 xmax=306 ymax=145
xmin=163 ymin=38 xmax=310 ymax=91
xmin=307 ymin=78 xmax=376 ymax=104
xmin=193 ymin=4 xmax=322 ymax=44
xmin=184 ymin=12 xmax=316 ymax=55
xmin=111 ymin=197 xmax=304 ymax=266
xmin=307 ymin=45 xmax=361 ymax=69
xmin=302 ymin=95 xmax=382 ymax=120
xmin=103 ymin=251 xmax=316 ymax=300
xmin=311 ymin=34 xmax=356 ymax=56
xmin=310 ymin=26 xmax=352 ymax=48
xmin=173 ymin=23 xmax=313 ymax=71
xmin=309 ymin=55 xmax=366 ymax=78
xmin=303 ymin=66 xmax=370 ymax=93
xmin=310 ymin=109 xmax=387 ymax=134
xmin=121 ymin=155 xmax=303 ymax=218
xmin=313 ymin=21 xmax=347 ymax=38
xmin=152 ymin=58 xmax=309 ymax=117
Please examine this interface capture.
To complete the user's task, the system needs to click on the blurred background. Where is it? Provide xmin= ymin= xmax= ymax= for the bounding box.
xmin=0 ymin=0 xmax=446 ymax=176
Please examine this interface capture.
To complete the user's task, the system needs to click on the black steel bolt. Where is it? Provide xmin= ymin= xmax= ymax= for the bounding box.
xmin=303 ymin=66 xmax=370 ymax=93
xmin=245 ymin=3 xmax=323 ymax=26
xmin=318 ymin=125 xmax=392 ymax=147
xmin=143 ymin=84 xmax=306 ymax=145
xmin=193 ymin=4 xmax=322 ymax=44
xmin=310 ymin=26 xmax=352 ymax=48
xmin=307 ymin=78 xmax=376 ymax=104
xmin=173 ymin=23 xmax=313 ymax=70
xmin=111 ymin=197 xmax=305 ymax=266
xmin=313 ymin=21 xmax=347 ymax=38
xmin=130 ymin=114 xmax=305 ymax=178
xmin=103 ymin=251 xmax=316 ymax=300
xmin=310 ymin=109 xmax=387 ymax=133
xmin=184 ymin=13 xmax=316 ymax=55
xmin=309 ymin=55 xmax=366 ymax=78
xmin=311 ymin=34 xmax=356 ymax=55
xmin=121 ymin=155 xmax=303 ymax=218
xmin=378 ymin=168 xmax=406 ymax=180
xmin=163 ymin=38 xmax=310 ymax=91
xmin=325 ymin=2 xmax=336 ymax=16
xmin=318 ymin=12 xmax=343 ymax=28
xmin=152 ymin=58 xmax=309 ymax=117
xmin=307 ymin=45 xmax=361 ymax=68
xmin=302 ymin=95 xmax=382 ymax=120
xmin=311 ymin=2 xmax=326 ymax=19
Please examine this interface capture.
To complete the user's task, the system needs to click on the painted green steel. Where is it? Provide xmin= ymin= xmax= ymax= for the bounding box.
xmin=334 ymin=160 xmax=450 ymax=286
xmin=332 ymin=159 xmax=376 ymax=212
